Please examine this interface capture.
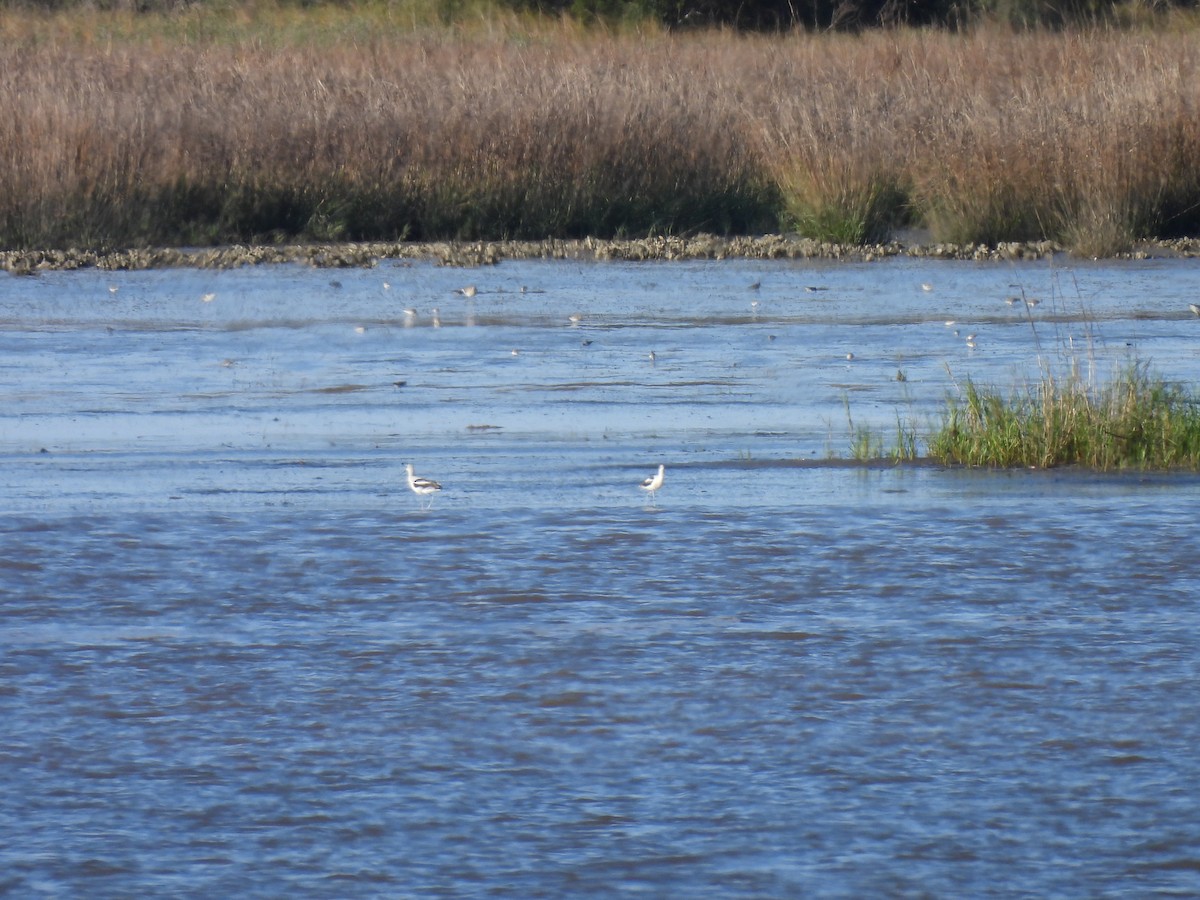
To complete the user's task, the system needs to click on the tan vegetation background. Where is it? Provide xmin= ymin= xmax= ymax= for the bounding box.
xmin=2 ymin=4 xmax=1199 ymax=254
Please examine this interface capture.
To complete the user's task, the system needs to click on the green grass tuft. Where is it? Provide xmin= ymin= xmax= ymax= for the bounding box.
xmin=928 ymin=362 xmax=1200 ymax=470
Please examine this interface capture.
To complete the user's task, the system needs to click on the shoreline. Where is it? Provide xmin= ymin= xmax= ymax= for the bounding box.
xmin=6 ymin=234 xmax=1200 ymax=274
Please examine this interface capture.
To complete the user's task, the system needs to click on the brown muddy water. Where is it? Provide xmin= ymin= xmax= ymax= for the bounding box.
xmin=2 ymin=257 xmax=1200 ymax=896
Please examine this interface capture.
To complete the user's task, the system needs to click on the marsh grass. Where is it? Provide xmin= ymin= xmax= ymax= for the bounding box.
xmin=891 ymin=415 xmax=920 ymax=462
xmin=842 ymin=394 xmax=920 ymax=463
xmin=755 ymin=47 xmax=913 ymax=243
xmin=928 ymin=362 xmax=1200 ymax=470
xmin=776 ymin=169 xmax=909 ymax=244
xmin=2 ymin=10 xmax=1200 ymax=250
xmin=848 ymin=424 xmax=885 ymax=461
xmin=0 ymin=26 xmax=780 ymax=246
xmin=843 ymin=358 xmax=1200 ymax=471
xmin=845 ymin=271 xmax=1200 ymax=471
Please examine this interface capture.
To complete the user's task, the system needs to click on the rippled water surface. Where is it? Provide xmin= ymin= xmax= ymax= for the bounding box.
xmin=3 ymin=257 xmax=1200 ymax=896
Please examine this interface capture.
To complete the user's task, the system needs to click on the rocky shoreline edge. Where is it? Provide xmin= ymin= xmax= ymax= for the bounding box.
xmin=5 ymin=233 xmax=1200 ymax=274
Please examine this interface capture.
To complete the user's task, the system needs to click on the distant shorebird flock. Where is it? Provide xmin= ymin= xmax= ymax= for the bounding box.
xmin=374 ymin=275 xmax=1169 ymax=368
xmin=302 ymin=274 xmax=1200 ymax=370
xmin=169 ymin=273 xmax=1200 ymax=514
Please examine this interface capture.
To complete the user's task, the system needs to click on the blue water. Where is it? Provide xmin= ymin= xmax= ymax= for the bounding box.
xmin=3 ymin=256 xmax=1200 ymax=896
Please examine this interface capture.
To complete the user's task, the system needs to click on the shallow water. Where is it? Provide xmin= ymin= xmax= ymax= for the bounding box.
xmin=3 ymin=257 xmax=1200 ymax=896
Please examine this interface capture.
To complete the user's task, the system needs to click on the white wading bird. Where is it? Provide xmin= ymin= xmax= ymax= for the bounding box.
xmin=405 ymin=463 xmax=442 ymax=509
xmin=640 ymin=464 xmax=665 ymax=503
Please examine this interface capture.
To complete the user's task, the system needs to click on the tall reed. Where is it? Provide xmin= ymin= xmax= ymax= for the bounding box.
xmin=753 ymin=35 xmax=914 ymax=243
xmin=2 ymin=8 xmax=1200 ymax=251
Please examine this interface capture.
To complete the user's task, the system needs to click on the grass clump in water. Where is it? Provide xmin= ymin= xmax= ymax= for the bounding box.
xmin=844 ymin=399 xmax=920 ymax=463
xmin=929 ymin=362 xmax=1200 ymax=470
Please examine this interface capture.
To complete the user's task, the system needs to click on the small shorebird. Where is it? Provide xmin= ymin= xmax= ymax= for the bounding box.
xmin=405 ymin=463 xmax=442 ymax=509
xmin=640 ymin=464 xmax=665 ymax=503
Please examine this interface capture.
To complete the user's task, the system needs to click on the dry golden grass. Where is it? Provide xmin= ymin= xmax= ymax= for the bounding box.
xmin=1 ymin=6 xmax=1199 ymax=251
xmin=755 ymin=29 xmax=1200 ymax=251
